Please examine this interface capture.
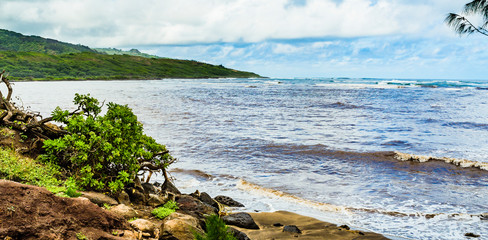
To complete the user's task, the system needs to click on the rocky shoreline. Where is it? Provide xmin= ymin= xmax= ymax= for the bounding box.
xmin=0 ymin=178 xmax=389 ymax=240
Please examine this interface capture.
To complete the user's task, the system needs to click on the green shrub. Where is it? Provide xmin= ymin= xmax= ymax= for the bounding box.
xmin=40 ymin=94 xmax=173 ymax=193
xmin=152 ymin=200 xmax=179 ymax=219
xmin=194 ymin=215 xmax=237 ymax=240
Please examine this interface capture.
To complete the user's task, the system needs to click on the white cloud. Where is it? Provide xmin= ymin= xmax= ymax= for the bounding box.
xmin=0 ymin=0 xmax=455 ymax=47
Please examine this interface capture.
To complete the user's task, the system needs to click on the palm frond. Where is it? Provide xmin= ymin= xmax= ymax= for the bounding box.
xmin=445 ymin=13 xmax=488 ymax=36
xmin=464 ymin=0 xmax=488 ymax=21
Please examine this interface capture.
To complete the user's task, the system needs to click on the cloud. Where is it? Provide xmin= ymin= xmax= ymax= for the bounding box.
xmin=0 ymin=0 xmax=456 ymax=47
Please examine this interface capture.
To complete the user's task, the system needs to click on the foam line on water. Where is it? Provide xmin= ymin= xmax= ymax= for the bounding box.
xmin=394 ymin=152 xmax=488 ymax=171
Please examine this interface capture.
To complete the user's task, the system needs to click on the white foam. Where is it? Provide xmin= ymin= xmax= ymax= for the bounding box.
xmin=394 ymin=152 xmax=488 ymax=171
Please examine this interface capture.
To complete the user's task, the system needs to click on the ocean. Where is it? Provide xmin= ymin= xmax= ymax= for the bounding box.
xmin=12 ymin=78 xmax=488 ymax=239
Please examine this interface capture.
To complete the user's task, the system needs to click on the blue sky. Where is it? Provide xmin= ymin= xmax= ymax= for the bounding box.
xmin=1 ymin=0 xmax=487 ymax=79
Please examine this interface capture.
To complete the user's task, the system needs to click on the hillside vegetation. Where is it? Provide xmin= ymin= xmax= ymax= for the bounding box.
xmin=0 ymin=29 xmax=94 ymax=55
xmin=0 ymin=29 xmax=261 ymax=80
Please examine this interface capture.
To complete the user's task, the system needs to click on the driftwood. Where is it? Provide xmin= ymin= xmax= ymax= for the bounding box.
xmin=0 ymin=71 xmax=66 ymax=142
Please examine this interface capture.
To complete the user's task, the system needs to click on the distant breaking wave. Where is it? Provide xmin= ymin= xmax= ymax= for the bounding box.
xmin=393 ymin=152 xmax=488 ymax=171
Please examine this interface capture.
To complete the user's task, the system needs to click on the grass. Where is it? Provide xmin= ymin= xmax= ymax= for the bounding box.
xmin=151 ymin=200 xmax=179 ymax=219
xmin=0 ymin=147 xmax=61 ymax=188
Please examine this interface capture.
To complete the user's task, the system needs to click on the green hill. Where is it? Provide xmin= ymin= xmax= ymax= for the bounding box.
xmin=0 ymin=29 xmax=95 ymax=55
xmin=0 ymin=29 xmax=262 ymax=80
xmin=94 ymin=48 xmax=160 ymax=58
xmin=0 ymin=51 xmax=260 ymax=80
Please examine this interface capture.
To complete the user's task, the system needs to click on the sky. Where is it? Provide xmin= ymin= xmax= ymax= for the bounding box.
xmin=1 ymin=0 xmax=487 ymax=79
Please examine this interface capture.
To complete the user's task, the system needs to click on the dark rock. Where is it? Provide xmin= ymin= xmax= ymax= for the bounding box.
xmin=127 ymin=187 xmax=146 ymax=205
xmin=358 ymin=231 xmax=365 ymax=235
xmin=283 ymin=225 xmax=302 ymax=234
xmin=117 ymin=190 xmax=131 ymax=205
xmin=133 ymin=177 xmax=145 ymax=192
xmin=153 ymin=181 xmax=162 ymax=188
xmin=162 ymin=180 xmax=181 ymax=195
xmin=480 ymin=213 xmax=488 ymax=220
xmin=142 ymin=182 xmax=158 ymax=195
xmin=176 ymin=195 xmax=218 ymax=217
xmin=273 ymin=223 xmax=283 ymax=227
xmin=199 ymin=192 xmax=220 ymax=210
xmin=222 ymin=212 xmax=259 ymax=229
xmin=228 ymin=227 xmax=251 ymax=240
xmin=339 ymin=225 xmax=350 ymax=230
xmin=465 ymin=233 xmax=480 ymax=238
xmin=214 ymin=195 xmax=244 ymax=207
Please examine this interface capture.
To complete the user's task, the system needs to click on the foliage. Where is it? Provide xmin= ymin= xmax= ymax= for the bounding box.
xmin=40 ymin=94 xmax=173 ymax=193
xmin=193 ymin=215 xmax=237 ymax=240
xmin=95 ymin=48 xmax=161 ymax=58
xmin=0 ymin=146 xmax=61 ymax=188
xmin=0 ymin=29 xmax=94 ymax=55
xmin=76 ymin=232 xmax=87 ymax=240
xmin=445 ymin=0 xmax=488 ymax=37
xmin=65 ymin=177 xmax=82 ymax=198
xmin=0 ymin=51 xmax=261 ymax=80
xmin=151 ymin=200 xmax=179 ymax=219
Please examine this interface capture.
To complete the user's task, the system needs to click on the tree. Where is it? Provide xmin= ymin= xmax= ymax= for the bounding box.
xmin=40 ymin=94 xmax=175 ymax=193
xmin=445 ymin=0 xmax=488 ymax=37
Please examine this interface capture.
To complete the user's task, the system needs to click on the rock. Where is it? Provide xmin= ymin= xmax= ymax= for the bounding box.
xmin=199 ymin=192 xmax=220 ymax=209
xmin=109 ymin=204 xmax=138 ymax=220
xmin=228 ymin=227 xmax=251 ymax=240
xmin=162 ymin=180 xmax=181 ymax=195
xmin=81 ymin=191 xmax=118 ymax=206
xmin=147 ymin=193 xmax=165 ymax=207
xmin=465 ymin=233 xmax=480 ymax=238
xmin=222 ymin=212 xmax=259 ymax=229
xmin=153 ymin=181 xmax=162 ymax=188
xmin=133 ymin=177 xmax=145 ymax=192
xmin=273 ymin=223 xmax=283 ymax=227
xmin=283 ymin=225 xmax=302 ymax=234
xmin=161 ymin=212 xmax=203 ymax=240
xmin=127 ymin=187 xmax=146 ymax=205
xmin=130 ymin=219 xmax=156 ymax=234
xmin=214 ymin=195 xmax=244 ymax=207
xmin=117 ymin=190 xmax=131 ymax=205
xmin=176 ymin=195 xmax=218 ymax=217
xmin=142 ymin=182 xmax=158 ymax=195
xmin=480 ymin=213 xmax=488 ymax=220
xmin=339 ymin=224 xmax=350 ymax=230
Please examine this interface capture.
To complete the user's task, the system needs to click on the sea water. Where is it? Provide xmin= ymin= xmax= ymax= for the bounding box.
xmin=12 ymin=78 xmax=488 ymax=239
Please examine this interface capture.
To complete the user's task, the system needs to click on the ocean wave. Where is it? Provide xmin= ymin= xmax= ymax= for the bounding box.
xmin=261 ymin=143 xmax=488 ymax=172
xmin=393 ymin=152 xmax=488 ymax=171
xmin=237 ymin=179 xmax=488 ymax=220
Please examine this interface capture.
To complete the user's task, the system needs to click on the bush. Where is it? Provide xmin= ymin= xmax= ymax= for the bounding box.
xmin=151 ymin=200 xmax=179 ymax=219
xmin=40 ymin=93 xmax=173 ymax=193
xmin=194 ymin=215 xmax=237 ymax=240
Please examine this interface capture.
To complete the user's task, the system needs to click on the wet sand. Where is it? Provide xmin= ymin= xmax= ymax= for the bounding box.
xmin=234 ymin=211 xmax=389 ymax=240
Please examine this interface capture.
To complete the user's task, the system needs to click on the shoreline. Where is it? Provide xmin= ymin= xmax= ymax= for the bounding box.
xmin=235 ymin=210 xmax=389 ymax=239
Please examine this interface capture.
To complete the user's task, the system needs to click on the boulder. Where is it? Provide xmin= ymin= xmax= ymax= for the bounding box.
xmin=147 ymin=193 xmax=165 ymax=207
xmin=228 ymin=227 xmax=251 ymax=240
xmin=162 ymin=180 xmax=181 ymax=195
xmin=142 ymin=182 xmax=158 ymax=195
xmin=110 ymin=204 xmax=138 ymax=220
xmin=283 ymin=225 xmax=302 ymax=234
xmin=199 ymin=192 xmax=220 ymax=210
xmin=177 ymin=195 xmax=218 ymax=217
xmin=222 ymin=212 xmax=259 ymax=229
xmin=117 ymin=190 xmax=131 ymax=205
xmin=161 ymin=212 xmax=203 ymax=240
xmin=127 ymin=187 xmax=146 ymax=205
xmin=81 ymin=191 xmax=118 ymax=206
xmin=130 ymin=219 xmax=156 ymax=235
xmin=214 ymin=195 xmax=244 ymax=207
